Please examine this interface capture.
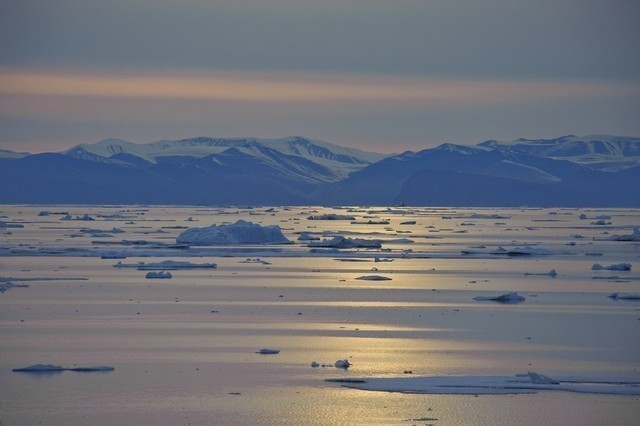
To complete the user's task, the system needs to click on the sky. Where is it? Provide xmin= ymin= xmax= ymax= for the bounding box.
xmin=0 ymin=0 xmax=639 ymax=154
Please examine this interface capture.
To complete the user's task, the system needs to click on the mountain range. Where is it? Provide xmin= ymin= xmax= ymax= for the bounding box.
xmin=1 ymin=134 xmax=638 ymax=206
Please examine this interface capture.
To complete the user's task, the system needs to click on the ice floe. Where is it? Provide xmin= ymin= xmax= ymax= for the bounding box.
xmin=524 ymin=269 xmax=557 ymax=277
xmin=473 ymin=292 xmax=526 ymax=303
xmin=257 ymin=348 xmax=280 ymax=354
xmin=307 ymin=214 xmax=356 ymax=220
xmin=608 ymin=292 xmax=640 ymax=300
xmin=592 ymin=263 xmax=632 ymax=271
xmin=0 ymin=221 xmax=24 ymax=228
xmin=176 ymin=220 xmax=290 ymax=245
xmin=60 ymin=214 xmax=95 ymax=221
xmin=297 ymin=232 xmax=320 ymax=241
xmin=0 ymin=281 xmax=30 ymax=292
xmin=13 ymin=364 xmax=114 ymax=372
xmin=308 ymin=236 xmax=382 ymax=249
xmin=334 ymin=359 xmax=351 ymax=369
xmin=145 ymin=271 xmax=173 ymax=279
xmin=606 ymin=228 xmax=640 ymax=241
xmin=115 ymin=260 xmax=217 ymax=270
xmin=356 ymin=275 xmax=392 ymax=281
xmin=327 ymin=372 xmax=640 ymax=395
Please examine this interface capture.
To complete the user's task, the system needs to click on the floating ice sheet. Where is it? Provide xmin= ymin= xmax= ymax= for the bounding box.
xmin=327 ymin=372 xmax=640 ymax=395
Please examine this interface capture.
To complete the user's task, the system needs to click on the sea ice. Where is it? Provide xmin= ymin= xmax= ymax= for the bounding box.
xmin=356 ymin=275 xmax=392 ymax=281
xmin=608 ymin=293 xmax=640 ymax=300
xmin=13 ymin=364 xmax=115 ymax=372
xmin=592 ymin=263 xmax=632 ymax=271
xmin=13 ymin=364 xmax=64 ymax=372
xmin=297 ymin=232 xmax=320 ymax=241
xmin=176 ymin=220 xmax=290 ymax=245
xmin=115 ymin=260 xmax=217 ymax=270
xmin=524 ymin=269 xmax=557 ymax=277
xmin=307 ymin=214 xmax=356 ymax=220
xmin=334 ymin=359 xmax=351 ymax=369
xmin=327 ymin=372 xmax=640 ymax=395
xmin=0 ymin=221 xmax=24 ymax=228
xmin=145 ymin=271 xmax=173 ymax=279
xmin=308 ymin=236 xmax=382 ymax=249
xmin=68 ymin=366 xmax=115 ymax=372
xmin=257 ymin=348 xmax=280 ymax=354
xmin=473 ymin=292 xmax=526 ymax=303
xmin=606 ymin=228 xmax=640 ymax=241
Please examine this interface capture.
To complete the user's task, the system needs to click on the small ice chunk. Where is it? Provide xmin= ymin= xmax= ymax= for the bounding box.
xmin=311 ymin=361 xmax=320 ymax=367
xmin=68 ymin=366 xmax=115 ymax=372
xmin=524 ymin=269 xmax=557 ymax=277
xmin=528 ymin=371 xmax=559 ymax=384
xmin=145 ymin=271 xmax=172 ymax=279
xmin=355 ymin=275 xmax=392 ymax=281
xmin=257 ymin=348 xmax=280 ymax=355
xmin=13 ymin=364 xmax=64 ymax=372
xmin=334 ymin=359 xmax=351 ymax=369
xmin=297 ymin=232 xmax=320 ymax=241
xmin=592 ymin=263 xmax=632 ymax=271
xmin=474 ymin=292 xmax=525 ymax=303
xmin=307 ymin=214 xmax=356 ymax=220
xmin=608 ymin=293 xmax=640 ymax=300
xmin=309 ymin=236 xmax=382 ymax=249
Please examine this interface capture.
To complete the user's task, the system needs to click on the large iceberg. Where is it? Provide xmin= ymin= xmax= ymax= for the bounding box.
xmin=176 ymin=220 xmax=290 ymax=246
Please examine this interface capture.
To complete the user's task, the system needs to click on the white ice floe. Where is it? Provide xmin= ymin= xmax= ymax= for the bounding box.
xmin=326 ymin=372 xmax=640 ymax=395
xmin=257 ymin=348 xmax=280 ymax=354
xmin=240 ymin=258 xmax=271 ymax=265
xmin=308 ymin=236 xmax=382 ymax=249
xmin=68 ymin=366 xmax=115 ymax=372
xmin=60 ymin=214 xmax=95 ymax=221
xmin=466 ymin=213 xmax=511 ymax=219
xmin=334 ymin=359 xmax=351 ymax=369
xmin=145 ymin=271 xmax=173 ymax=279
xmin=608 ymin=293 xmax=640 ymax=300
xmin=492 ymin=246 xmax=552 ymax=256
xmin=176 ymin=220 xmax=290 ymax=246
xmin=606 ymin=228 xmax=640 ymax=241
xmin=473 ymin=292 xmax=525 ymax=303
xmin=524 ymin=269 xmax=557 ymax=277
xmin=0 ymin=281 xmax=30 ymax=292
xmin=592 ymin=263 xmax=632 ymax=271
xmin=115 ymin=260 xmax=217 ymax=270
xmin=350 ymin=220 xmax=390 ymax=225
xmin=13 ymin=364 xmax=114 ymax=372
xmin=307 ymin=214 xmax=356 ymax=220
xmin=0 ymin=221 xmax=24 ymax=228
xmin=374 ymin=257 xmax=394 ymax=263
xmin=297 ymin=232 xmax=320 ymax=241
xmin=13 ymin=364 xmax=64 ymax=372
xmin=356 ymin=275 xmax=392 ymax=281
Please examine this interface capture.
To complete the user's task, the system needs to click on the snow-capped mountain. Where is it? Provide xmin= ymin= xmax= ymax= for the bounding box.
xmin=65 ymin=136 xmax=387 ymax=181
xmin=1 ymin=134 xmax=638 ymax=206
xmin=478 ymin=135 xmax=640 ymax=171
xmin=315 ymin=135 xmax=640 ymax=207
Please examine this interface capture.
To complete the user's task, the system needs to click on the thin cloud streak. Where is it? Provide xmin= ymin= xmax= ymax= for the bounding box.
xmin=0 ymin=70 xmax=630 ymax=105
